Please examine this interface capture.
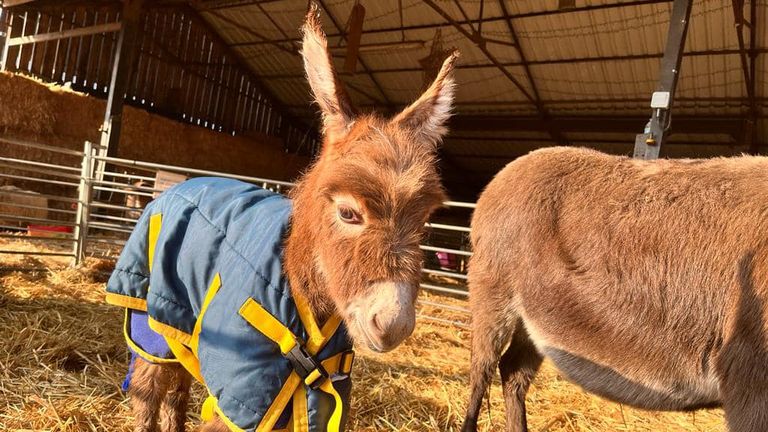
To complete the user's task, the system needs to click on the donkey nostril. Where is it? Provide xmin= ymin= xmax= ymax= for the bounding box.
xmin=371 ymin=314 xmax=384 ymax=333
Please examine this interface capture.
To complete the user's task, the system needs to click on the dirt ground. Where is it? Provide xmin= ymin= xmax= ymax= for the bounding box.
xmin=0 ymin=237 xmax=726 ymax=431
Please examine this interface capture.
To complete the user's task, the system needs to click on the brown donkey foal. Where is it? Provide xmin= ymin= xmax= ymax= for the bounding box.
xmin=119 ymin=7 xmax=458 ymax=432
xmin=463 ymin=147 xmax=768 ymax=432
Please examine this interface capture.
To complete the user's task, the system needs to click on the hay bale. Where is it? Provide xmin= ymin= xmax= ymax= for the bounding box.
xmin=0 ymin=71 xmax=310 ymax=185
xmin=0 ymin=73 xmax=56 ymax=135
xmin=0 ymin=185 xmax=48 ymax=227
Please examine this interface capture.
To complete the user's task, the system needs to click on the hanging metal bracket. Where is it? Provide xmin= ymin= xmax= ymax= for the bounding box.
xmin=633 ymin=0 xmax=693 ymax=160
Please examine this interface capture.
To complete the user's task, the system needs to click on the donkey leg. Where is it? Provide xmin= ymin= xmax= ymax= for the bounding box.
xmin=498 ymin=322 xmax=542 ymax=432
xmin=196 ymin=417 xmax=229 ymax=432
xmin=129 ymin=357 xmax=173 ymax=432
xmin=159 ymin=364 xmax=193 ymax=432
xmin=718 ymin=345 xmax=768 ymax=432
xmin=461 ymin=281 xmax=517 ymax=432
xmin=720 ymin=366 xmax=768 ymax=432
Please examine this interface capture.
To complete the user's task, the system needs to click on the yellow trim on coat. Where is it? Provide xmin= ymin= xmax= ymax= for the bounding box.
xmin=239 ymin=298 xmax=298 ymax=355
xmin=341 ymin=352 xmax=354 ymax=374
xmin=201 ymin=395 xmax=217 ymax=423
xmin=239 ymin=295 xmax=351 ymax=432
xmin=190 ymin=273 xmax=222 ymax=355
xmin=164 ymin=335 xmax=204 ymax=383
xmin=258 ymin=372 xmax=303 ymax=431
xmin=292 ymin=291 xmax=323 ymax=349
xmin=203 ymin=393 xmax=290 ymax=432
xmin=106 ymin=292 xmax=148 ymax=311
xmin=147 ymin=213 xmax=162 ymax=273
xmin=147 ymin=317 xmax=193 ymax=346
xmin=317 ymin=352 xmax=352 ymax=432
xmin=211 ymin=395 xmax=246 ymax=432
xmin=293 ymin=382 xmax=309 ymax=432
xmin=317 ymin=379 xmax=343 ymax=432
xmin=146 ymin=317 xmax=202 ymax=383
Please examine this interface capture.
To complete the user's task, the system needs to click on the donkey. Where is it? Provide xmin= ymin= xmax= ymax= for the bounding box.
xmin=106 ymin=6 xmax=458 ymax=432
xmin=462 ymin=146 xmax=768 ymax=432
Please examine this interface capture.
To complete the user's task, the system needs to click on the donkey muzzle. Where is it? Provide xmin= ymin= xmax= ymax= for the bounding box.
xmin=353 ymin=281 xmax=416 ymax=353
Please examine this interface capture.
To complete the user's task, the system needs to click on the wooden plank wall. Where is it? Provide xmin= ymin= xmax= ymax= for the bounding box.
xmin=1 ymin=5 xmax=316 ymax=154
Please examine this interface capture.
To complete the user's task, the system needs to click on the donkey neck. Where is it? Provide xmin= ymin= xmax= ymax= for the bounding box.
xmin=283 ymin=211 xmax=336 ymax=326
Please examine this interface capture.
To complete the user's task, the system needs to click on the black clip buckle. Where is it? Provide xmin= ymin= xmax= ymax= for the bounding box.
xmin=284 ymin=342 xmax=328 ymax=390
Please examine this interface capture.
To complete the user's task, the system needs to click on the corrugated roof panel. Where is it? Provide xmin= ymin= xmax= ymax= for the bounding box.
xmin=677 ymin=54 xmax=745 ymax=103
xmin=237 ymin=44 xmax=299 ymax=70
xmin=450 ymin=130 xmax=552 ymax=140
xmin=266 ymin=78 xmax=311 ymax=106
xmin=565 ymin=131 xmax=735 ymax=144
xmin=685 ymin=0 xmax=736 ymax=52
xmin=514 ymin=2 xmax=670 ymax=62
xmin=456 ymin=104 xmax=539 ymax=116
xmin=381 ymin=0 xmax=505 ymax=29
xmin=358 ymin=27 xmax=514 ymax=71
xmin=530 ymin=58 xmax=655 ymax=100
xmin=188 ymin=0 xmax=764 ymax=169
xmin=444 ymin=137 xmax=555 ymax=157
xmin=259 ymin=2 xmax=321 ymax=34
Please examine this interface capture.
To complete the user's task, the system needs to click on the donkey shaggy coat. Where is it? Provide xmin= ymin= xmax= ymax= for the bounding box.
xmin=463 ymin=147 xmax=768 ymax=432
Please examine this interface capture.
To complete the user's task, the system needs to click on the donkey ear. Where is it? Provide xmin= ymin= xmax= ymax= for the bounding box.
xmin=301 ymin=4 xmax=356 ymax=139
xmin=392 ymin=51 xmax=459 ymax=147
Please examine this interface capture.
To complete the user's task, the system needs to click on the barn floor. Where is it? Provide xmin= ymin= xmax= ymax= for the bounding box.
xmin=0 ymin=237 xmax=726 ymax=431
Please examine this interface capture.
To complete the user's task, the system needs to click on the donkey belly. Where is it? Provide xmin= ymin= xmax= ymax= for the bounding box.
xmin=517 ymin=286 xmax=723 ymax=411
xmin=540 ymin=346 xmax=722 ymax=411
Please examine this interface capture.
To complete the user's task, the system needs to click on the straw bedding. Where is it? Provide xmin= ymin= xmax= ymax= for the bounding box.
xmin=0 ymin=237 xmax=725 ymax=431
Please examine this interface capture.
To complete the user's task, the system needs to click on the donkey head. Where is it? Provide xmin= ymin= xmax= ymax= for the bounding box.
xmin=284 ymin=6 xmax=458 ymax=353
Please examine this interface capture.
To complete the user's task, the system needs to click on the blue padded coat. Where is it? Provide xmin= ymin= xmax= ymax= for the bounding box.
xmin=106 ymin=177 xmax=354 ymax=432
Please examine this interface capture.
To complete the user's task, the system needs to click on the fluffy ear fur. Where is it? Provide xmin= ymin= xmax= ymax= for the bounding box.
xmin=392 ymin=51 xmax=459 ymax=147
xmin=301 ymin=4 xmax=357 ymax=140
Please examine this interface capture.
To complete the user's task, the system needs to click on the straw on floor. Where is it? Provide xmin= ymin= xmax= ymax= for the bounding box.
xmin=0 ymin=237 xmax=725 ymax=431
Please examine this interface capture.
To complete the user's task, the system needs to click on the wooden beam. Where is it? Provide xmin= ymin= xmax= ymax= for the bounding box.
xmin=732 ymin=0 xmax=760 ymax=153
xmin=3 ymin=0 xmax=118 ymax=9
xmin=235 ymin=0 xmax=673 ymax=48
xmin=6 ymin=21 xmax=120 ymax=46
xmin=421 ymin=0 xmax=535 ymax=104
xmin=2 ymin=0 xmax=37 ymax=7
xmin=100 ymin=0 xmax=145 ymax=158
xmin=450 ymin=115 xmax=746 ymax=136
xmin=748 ymin=0 xmax=761 ymax=153
xmin=256 ymin=48 xmax=767 ymax=79
xmin=316 ymin=0 xmax=393 ymax=109
xmin=0 ymin=7 xmax=9 ymax=71
xmin=497 ymin=0 xmax=568 ymax=146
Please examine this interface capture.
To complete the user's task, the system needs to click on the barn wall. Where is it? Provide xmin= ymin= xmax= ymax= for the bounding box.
xmin=0 ymin=72 xmax=311 ymax=184
xmin=1 ymin=4 xmax=317 ymax=155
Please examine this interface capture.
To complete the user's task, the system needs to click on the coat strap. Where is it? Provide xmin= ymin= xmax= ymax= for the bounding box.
xmin=238 ymin=298 xmax=351 ymax=432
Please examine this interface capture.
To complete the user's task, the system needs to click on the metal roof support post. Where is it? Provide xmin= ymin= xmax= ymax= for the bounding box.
xmin=94 ymin=0 xmax=144 ymax=207
xmin=633 ymin=0 xmax=693 ymax=160
xmin=99 ymin=0 xmax=145 ymax=160
xmin=0 ymin=4 xmax=11 ymax=71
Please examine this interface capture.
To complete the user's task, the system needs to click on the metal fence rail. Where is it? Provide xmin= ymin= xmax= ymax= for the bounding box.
xmin=1 ymin=138 xmax=474 ymax=328
xmin=0 ymin=137 xmax=81 ymax=265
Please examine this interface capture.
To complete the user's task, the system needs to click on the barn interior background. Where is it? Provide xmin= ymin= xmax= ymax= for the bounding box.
xmin=0 ymin=0 xmax=762 ymax=430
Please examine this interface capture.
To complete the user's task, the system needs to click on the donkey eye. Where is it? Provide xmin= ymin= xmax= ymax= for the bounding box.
xmin=337 ymin=205 xmax=362 ymax=224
